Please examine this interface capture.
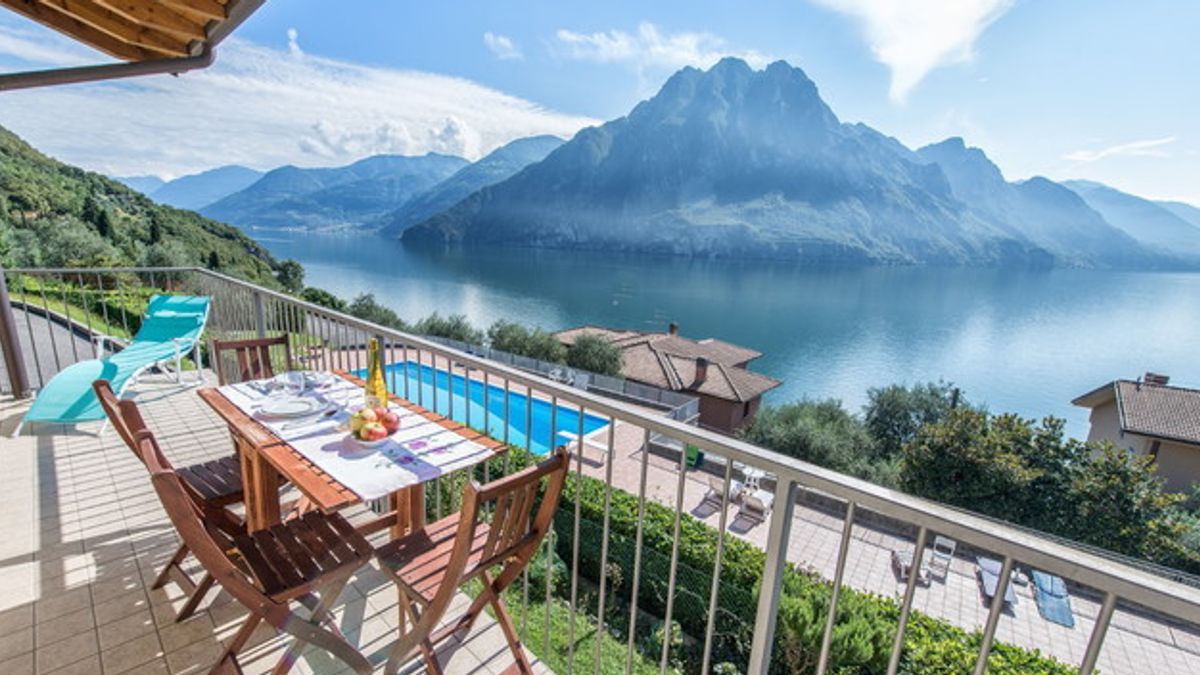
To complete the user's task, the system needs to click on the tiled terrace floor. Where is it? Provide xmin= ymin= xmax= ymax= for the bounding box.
xmin=0 ymin=375 xmax=550 ymax=675
xmin=582 ymin=419 xmax=1200 ymax=675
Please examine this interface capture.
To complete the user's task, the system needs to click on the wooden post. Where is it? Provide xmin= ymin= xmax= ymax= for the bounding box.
xmin=0 ymin=266 xmax=32 ymax=398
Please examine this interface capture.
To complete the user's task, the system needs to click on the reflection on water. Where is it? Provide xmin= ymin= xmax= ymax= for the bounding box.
xmin=256 ymin=229 xmax=1200 ymax=438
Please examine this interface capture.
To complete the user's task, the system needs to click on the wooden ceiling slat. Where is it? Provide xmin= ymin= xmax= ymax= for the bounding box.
xmin=32 ymin=0 xmax=190 ymax=57
xmin=0 ymin=0 xmax=153 ymax=60
xmin=92 ymin=0 xmax=206 ymax=41
xmin=158 ymin=0 xmax=225 ymax=23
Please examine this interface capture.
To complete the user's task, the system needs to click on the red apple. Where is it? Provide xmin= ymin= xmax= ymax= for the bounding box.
xmin=360 ymin=422 xmax=388 ymax=441
xmin=380 ymin=411 xmax=401 ymax=433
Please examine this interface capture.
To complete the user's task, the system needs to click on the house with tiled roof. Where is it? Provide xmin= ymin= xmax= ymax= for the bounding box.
xmin=555 ymin=323 xmax=780 ymax=433
xmin=1073 ymin=372 xmax=1200 ymax=492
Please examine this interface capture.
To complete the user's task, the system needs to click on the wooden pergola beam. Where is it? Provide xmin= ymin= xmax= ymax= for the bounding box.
xmin=33 ymin=0 xmax=191 ymax=57
xmin=92 ymin=0 xmax=207 ymax=41
xmin=0 ymin=0 xmax=156 ymax=60
xmin=158 ymin=0 xmax=225 ymax=23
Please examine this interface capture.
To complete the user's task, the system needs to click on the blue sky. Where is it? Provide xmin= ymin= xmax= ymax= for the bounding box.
xmin=0 ymin=0 xmax=1196 ymax=204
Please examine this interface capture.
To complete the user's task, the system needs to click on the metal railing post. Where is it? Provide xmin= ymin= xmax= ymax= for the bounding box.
xmin=253 ymin=290 xmax=267 ymax=338
xmin=0 ymin=267 xmax=32 ymax=398
xmin=747 ymin=478 xmax=798 ymax=675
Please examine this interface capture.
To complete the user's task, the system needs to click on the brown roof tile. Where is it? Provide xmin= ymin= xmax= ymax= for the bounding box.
xmin=1074 ymin=379 xmax=1200 ymax=446
xmin=553 ymin=324 xmax=779 ymax=402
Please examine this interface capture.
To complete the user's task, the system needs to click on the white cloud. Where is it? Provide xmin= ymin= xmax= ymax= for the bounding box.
xmin=0 ymin=33 xmax=597 ymax=178
xmin=554 ymin=22 xmax=771 ymax=73
xmin=814 ymin=0 xmax=1014 ymax=102
xmin=0 ymin=24 xmax=94 ymax=67
xmin=286 ymin=28 xmax=303 ymax=58
xmin=1062 ymin=137 xmax=1177 ymax=163
xmin=483 ymin=32 xmax=522 ymax=60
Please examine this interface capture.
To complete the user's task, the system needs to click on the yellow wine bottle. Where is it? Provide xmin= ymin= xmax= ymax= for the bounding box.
xmin=364 ymin=338 xmax=389 ymax=408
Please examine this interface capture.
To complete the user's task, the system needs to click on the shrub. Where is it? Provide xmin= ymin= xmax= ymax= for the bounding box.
xmin=347 ymin=293 xmax=406 ymax=330
xmin=413 ymin=312 xmax=483 ymax=343
xmin=488 ymin=319 xmax=567 ymax=363
xmin=864 ymin=381 xmax=961 ymax=458
xmin=743 ymin=400 xmax=898 ymax=487
xmin=485 ymin=446 xmax=1074 ymax=674
xmin=301 ymin=286 xmax=347 ymax=312
xmin=565 ymin=334 xmax=623 ymax=376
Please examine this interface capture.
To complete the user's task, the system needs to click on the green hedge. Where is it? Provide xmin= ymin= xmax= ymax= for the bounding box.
xmin=461 ymin=447 xmax=1074 ymax=674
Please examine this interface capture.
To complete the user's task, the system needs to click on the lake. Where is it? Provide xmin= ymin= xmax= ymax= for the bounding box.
xmin=256 ymin=230 xmax=1200 ymax=439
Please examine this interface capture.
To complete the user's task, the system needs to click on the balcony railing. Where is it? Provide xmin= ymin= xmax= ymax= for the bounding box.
xmin=3 ymin=264 xmax=1200 ymax=674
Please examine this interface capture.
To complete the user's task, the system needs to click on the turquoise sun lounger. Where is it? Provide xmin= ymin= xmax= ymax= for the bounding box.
xmin=15 ymin=295 xmax=210 ymax=434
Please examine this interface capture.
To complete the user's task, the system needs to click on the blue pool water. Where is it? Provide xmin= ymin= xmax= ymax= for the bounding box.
xmin=355 ymin=361 xmax=608 ymax=455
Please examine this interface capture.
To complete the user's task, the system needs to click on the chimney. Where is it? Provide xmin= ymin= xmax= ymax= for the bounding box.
xmin=668 ymin=321 xmax=679 ymax=336
xmin=1144 ymin=372 xmax=1170 ymax=386
xmin=693 ymin=357 xmax=709 ymax=387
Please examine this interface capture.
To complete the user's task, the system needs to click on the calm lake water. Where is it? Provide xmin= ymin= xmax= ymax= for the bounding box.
xmin=256 ymin=230 xmax=1200 ymax=439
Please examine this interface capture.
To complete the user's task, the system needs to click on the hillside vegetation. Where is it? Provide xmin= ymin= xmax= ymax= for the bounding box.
xmin=0 ymin=125 xmax=280 ymax=286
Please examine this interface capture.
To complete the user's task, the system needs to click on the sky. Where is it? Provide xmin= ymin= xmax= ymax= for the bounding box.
xmin=0 ymin=0 xmax=1196 ymax=204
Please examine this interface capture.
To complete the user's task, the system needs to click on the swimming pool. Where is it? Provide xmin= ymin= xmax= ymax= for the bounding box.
xmin=355 ymin=361 xmax=608 ymax=455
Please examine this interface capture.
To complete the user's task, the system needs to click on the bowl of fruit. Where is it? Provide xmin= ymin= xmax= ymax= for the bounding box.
xmin=347 ymin=406 xmax=402 ymax=448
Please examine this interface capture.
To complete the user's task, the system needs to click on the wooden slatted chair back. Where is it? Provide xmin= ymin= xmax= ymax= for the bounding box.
xmin=467 ymin=446 xmax=570 ymax=577
xmin=211 ymin=335 xmax=293 ymax=385
xmin=136 ymin=431 xmax=273 ymax=615
xmin=383 ymin=447 xmax=570 ymax=675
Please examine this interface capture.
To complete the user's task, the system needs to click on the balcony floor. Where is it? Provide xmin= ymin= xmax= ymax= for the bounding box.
xmin=0 ymin=373 xmax=550 ymax=675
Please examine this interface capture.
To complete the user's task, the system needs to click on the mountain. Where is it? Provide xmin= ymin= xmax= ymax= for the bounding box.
xmin=915 ymin=138 xmax=1148 ymax=267
xmin=407 ymin=58 xmax=1050 ymax=265
xmin=1063 ymin=180 xmax=1200 ymax=256
xmin=1157 ymin=200 xmax=1200 ymax=229
xmin=403 ymin=58 xmax=1171 ymax=267
xmin=115 ymin=175 xmax=165 ymax=194
xmin=151 ymin=165 xmax=264 ymax=210
xmin=0 ymin=126 xmax=279 ymax=286
xmin=202 ymin=154 xmax=468 ymax=230
xmin=380 ymin=135 xmax=563 ymax=237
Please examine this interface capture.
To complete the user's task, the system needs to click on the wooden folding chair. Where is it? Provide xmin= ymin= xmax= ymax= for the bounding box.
xmin=211 ymin=335 xmax=294 ymax=385
xmin=93 ymin=379 xmax=248 ymax=621
xmin=375 ymin=447 xmax=570 ymax=675
xmin=137 ymin=430 xmax=373 ymax=675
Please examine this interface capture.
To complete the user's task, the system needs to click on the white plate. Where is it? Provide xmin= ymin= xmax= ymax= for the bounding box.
xmin=259 ymin=397 xmax=325 ymax=419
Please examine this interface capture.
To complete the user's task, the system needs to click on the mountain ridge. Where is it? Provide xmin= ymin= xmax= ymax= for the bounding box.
xmin=404 ymin=57 xmax=1185 ymax=268
xmin=202 ymin=153 xmax=468 ymax=230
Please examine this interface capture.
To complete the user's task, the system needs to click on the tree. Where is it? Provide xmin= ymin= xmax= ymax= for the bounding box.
xmin=487 ymin=320 xmax=566 ymax=363
xmin=302 ymin=286 xmax=347 ymax=312
xmin=900 ymin=410 xmax=1044 ymax=524
xmin=864 ymin=381 xmax=961 ymax=458
xmin=744 ymin=399 xmax=896 ymax=485
xmin=148 ymin=214 xmax=163 ymax=244
xmin=206 ymin=250 xmax=220 ymax=270
xmin=276 ymin=259 xmax=305 ymax=293
xmin=413 ymin=313 xmax=482 ymax=344
xmin=347 ymin=293 xmax=406 ymax=329
xmin=1062 ymin=445 xmax=1189 ymax=562
xmin=138 ymin=240 xmax=193 ymax=268
xmin=564 ymin=334 xmax=622 ymax=376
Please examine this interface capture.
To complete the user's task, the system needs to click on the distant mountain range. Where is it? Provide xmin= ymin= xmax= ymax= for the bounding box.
xmin=108 ymin=57 xmax=1199 ymax=269
xmin=401 ymin=58 xmax=1200 ymax=268
xmin=200 ymin=154 xmax=467 ymax=230
xmin=378 ymin=135 xmax=563 ymax=237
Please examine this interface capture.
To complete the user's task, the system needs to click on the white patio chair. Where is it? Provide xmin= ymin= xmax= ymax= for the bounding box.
xmin=929 ymin=535 xmax=957 ymax=579
xmin=740 ymin=488 xmax=774 ymax=521
xmin=705 ymin=474 xmax=745 ymax=504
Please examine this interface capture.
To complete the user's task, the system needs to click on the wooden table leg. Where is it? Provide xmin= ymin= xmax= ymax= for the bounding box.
xmin=238 ymin=438 xmax=282 ymax=532
xmin=388 ymin=484 xmax=428 ymax=540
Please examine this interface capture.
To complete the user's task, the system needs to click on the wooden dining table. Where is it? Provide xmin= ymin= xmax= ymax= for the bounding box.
xmin=198 ymin=370 xmax=506 ymax=537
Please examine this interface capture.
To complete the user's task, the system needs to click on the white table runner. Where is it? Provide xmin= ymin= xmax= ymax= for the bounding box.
xmin=220 ymin=375 xmax=495 ymax=501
